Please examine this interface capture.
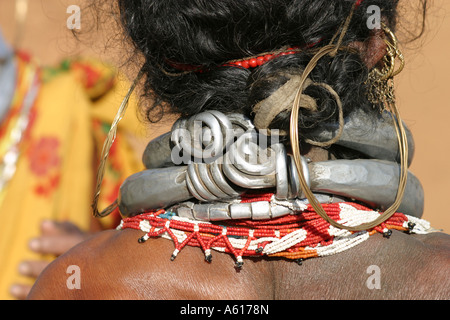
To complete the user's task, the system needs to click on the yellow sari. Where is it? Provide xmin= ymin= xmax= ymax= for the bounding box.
xmin=0 ymin=52 xmax=147 ymax=299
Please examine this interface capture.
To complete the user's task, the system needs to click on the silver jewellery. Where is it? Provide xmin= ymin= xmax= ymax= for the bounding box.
xmin=308 ymin=108 xmax=415 ymax=166
xmin=117 ymin=110 xmax=424 ymax=220
xmin=172 ymin=195 xmax=338 ymax=222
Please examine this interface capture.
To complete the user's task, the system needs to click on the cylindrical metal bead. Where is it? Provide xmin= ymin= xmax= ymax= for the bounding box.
xmin=229 ymin=203 xmax=253 ymax=220
xmin=251 ymin=201 xmax=271 ymax=220
xmin=208 ymin=203 xmax=232 ymax=221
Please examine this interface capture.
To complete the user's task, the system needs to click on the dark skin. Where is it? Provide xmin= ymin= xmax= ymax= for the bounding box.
xmin=27 ymin=229 xmax=450 ymax=300
xmin=10 ymin=220 xmax=91 ymax=299
xmin=27 ymin=31 xmax=450 ymax=300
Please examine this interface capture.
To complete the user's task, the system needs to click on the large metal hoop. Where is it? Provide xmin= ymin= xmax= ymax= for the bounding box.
xmin=289 ymin=43 xmax=409 ymax=232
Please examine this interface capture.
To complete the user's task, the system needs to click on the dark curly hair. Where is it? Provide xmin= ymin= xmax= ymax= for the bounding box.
xmin=109 ymin=0 xmax=427 ymax=149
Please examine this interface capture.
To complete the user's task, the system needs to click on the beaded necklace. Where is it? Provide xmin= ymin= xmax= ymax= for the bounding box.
xmin=118 ymin=193 xmax=433 ymax=268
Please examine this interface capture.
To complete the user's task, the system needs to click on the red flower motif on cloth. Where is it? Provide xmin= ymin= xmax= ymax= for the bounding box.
xmin=34 ymin=173 xmax=61 ymax=197
xmin=28 ymin=137 xmax=61 ymax=176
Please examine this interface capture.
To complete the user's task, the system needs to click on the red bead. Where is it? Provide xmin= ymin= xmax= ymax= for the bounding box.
xmin=248 ymin=58 xmax=258 ymax=68
xmin=241 ymin=60 xmax=250 ymax=69
xmin=257 ymin=57 xmax=265 ymax=66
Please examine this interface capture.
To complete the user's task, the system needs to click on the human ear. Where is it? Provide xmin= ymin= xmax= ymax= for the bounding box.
xmin=350 ymin=28 xmax=388 ymax=70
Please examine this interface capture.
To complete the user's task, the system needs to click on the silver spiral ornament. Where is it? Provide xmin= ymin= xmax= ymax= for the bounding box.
xmin=223 ymin=131 xmax=277 ymax=189
xmin=186 ymin=161 xmax=241 ymax=202
xmin=185 ymin=128 xmax=310 ymax=203
xmin=171 ymin=110 xmax=254 ymax=163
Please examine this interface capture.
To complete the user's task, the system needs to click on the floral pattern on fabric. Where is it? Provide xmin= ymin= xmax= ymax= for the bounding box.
xmin=1 ymin=52 xmax=146 ymax=299
xmin=28 ymin=137 xmax=61 ymax=176
xmin=27 ymin=136 xmax=61 ymax=197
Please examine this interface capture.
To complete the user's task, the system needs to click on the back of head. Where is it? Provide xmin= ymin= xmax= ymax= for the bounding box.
xmin=117 ymin=0 xmax=403 ymax=145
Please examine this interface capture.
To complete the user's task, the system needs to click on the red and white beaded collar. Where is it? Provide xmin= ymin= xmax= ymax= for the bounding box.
xmin=118 ymin=193 xmax=432 ymax=268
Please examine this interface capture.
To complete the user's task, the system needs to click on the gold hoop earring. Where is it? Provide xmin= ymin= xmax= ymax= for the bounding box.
xmin=290 ymin=23 xmax=408 ymax=232
xmin=92 ymin=68 xmax=144 ymax=218
xmin=367 ymin=23 xmax=405 ymax=107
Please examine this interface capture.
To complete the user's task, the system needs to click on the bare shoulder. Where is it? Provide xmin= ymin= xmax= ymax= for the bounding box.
xmin=275 ymin=231 xmax=450 ymax=300
xmin=27 ymin=228 xmax=273 ymax=300
xmin=28 ymin=227 xmax=449 ymax=300
xmin=418 ymin=231 xmax=450 ymax=250
xmin=27 ymin=229 xmax=125 ymax=300
xmin=28 ymin=229 xmax=178 ymax=299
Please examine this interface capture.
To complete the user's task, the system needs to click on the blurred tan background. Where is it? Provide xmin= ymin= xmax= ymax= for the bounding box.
xmin=0 ymin=0 xmax=449 ymax=232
